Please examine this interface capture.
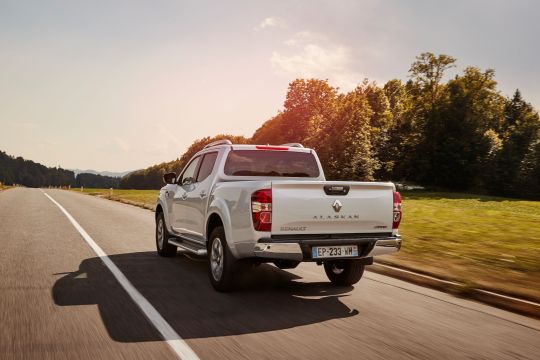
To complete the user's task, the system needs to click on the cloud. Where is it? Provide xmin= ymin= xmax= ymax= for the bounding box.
xmin=254 ymin=17 xmax=286 ymax=31
xmin=7 ymin=120 xmax=40 ymax=130
xmin=129 ymin=123 xmax=186 ymax=158
xmin=283 ymin=31 xmax=323 ymax=46
xmin=270 ymin=31 xmax=363 ymax=91
xmin=97 ymin=136 xmax=133 ymax=154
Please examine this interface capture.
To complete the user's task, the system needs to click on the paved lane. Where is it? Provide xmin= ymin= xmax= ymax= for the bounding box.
xmin=0 ymin=188 xmax=174 ymax=360
xmin=1 ymin=188 xmax=539 ymax=359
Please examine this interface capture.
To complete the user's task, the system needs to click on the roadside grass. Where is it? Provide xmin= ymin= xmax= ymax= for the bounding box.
xmin=71 ymin=188 xmax=159 ymax=210
xmin=0 ymin=184 xmax=12 ymax=192
xmin=382 ymin=191 xmax=540 ymax=302
xmin=70 ymin=187 xmax=540 ymax=302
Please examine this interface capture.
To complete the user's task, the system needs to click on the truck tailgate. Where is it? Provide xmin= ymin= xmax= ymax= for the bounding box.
xmin=271 ymin=181 xmax=394 ymax=235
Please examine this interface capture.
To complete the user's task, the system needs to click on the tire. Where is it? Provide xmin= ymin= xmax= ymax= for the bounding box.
xmin=156 ymin=212 xmax=177 ymax=257
xmin=208 ymin=226 xmax=239 ymax=292
xmin=324 ymin=260 xmax=365 ymax=286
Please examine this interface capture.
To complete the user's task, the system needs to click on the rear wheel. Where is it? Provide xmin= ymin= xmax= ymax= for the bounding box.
xmin=324 ymin=260 xmax=365 ymax=286
xmin=156 ymin=212 xmax=177 ymax=257
xmin=208 ymin=226 xmax=239 ymax=292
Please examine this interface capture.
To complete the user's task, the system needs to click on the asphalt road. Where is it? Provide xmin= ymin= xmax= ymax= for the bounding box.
xmin=1 ymin=187 xmax=539 ymax=360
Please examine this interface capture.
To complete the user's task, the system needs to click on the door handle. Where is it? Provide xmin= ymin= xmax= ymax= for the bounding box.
xmin=181 ymin=193 xmax=188 ymax=200
xmin=200 ymin=191 xmax=207 ymax=199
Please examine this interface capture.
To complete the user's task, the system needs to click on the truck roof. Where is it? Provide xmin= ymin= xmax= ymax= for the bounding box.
xmin=229 ymin=144 xmax=312 ymax=153
xmin=200 ymin=139 xmax=311 ymax=153
xmin=199 ymin=143 xmax=310 ymax=153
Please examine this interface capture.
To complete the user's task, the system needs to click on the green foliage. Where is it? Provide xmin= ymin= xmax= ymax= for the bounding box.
xmin=251 ymin=113 xmax=286 ymax=145
xmin=392 ymin=191 xmax=540 ymax=301
xmin=0 ymin=151 xmax=123 ymax=188
xmin=121 ymin=52 xmax=539 ymax=198
xmin=119 ymin=134 xmax=249 ymax=189
xmin=316 ymin=87 xmax=376 ymax=180
xmin=408 ymin=52 xmax=457 ymax=107
xmin=518 ymin=135 xmax=540 ymax=198
xmin=177 ymin=134 xmax=250 ymax=171
xmin=0 ymin=151 xmax=75 ymax=187
xmin=417 ymin=67 xmax=505 ymax=189
xmin=282 ymin=79 xmax=338 ymax=146
xmin=73 ymin=188 xmax=159 ymax=209
xmin=75 ymin=173 xmax=120 ymax=189
xmin=488 ymin=90 xmax=540 ymax=196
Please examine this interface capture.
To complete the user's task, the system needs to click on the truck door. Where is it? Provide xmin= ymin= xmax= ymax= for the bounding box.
xmin=182 ymin=152 xmax=218 ymax=241
xmin=172 ymin=155 xmax=201 ymax=237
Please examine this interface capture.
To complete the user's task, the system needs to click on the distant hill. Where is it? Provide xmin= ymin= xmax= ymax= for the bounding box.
xmin=119 ymin=135 xmax=249 ymax=189
xmin=0 ymin=150 xmax=122 ymax=188
xmin=0 ymin=151 xmax=75 ymax=188
xmin=70 ymin=169 xmax=134 ymax=178
xmin=74 ymin=172 xmax=121 ymax=189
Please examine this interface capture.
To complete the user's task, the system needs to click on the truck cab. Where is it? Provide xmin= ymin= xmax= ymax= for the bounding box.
xmin=155 ymin=140 xmax=402 ymax=291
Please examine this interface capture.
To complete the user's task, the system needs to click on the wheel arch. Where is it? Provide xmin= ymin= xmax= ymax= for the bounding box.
xmin=206 ymin=212 xmax=224 ymax=244
xmin=206 ymin=196 xmax=238 ymax=257
xmin=155 ymin=203 xmax=163 ymax=219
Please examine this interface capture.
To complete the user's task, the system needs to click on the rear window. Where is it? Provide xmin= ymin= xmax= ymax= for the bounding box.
xmin=224 ymin=150 xmax=320 ymax=177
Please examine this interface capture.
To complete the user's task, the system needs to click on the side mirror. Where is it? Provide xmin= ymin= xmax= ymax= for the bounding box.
xmin=182 ymin=176 xmax=195 ymax=186
xmin=163 ymin=172 xmax=177 ymax=184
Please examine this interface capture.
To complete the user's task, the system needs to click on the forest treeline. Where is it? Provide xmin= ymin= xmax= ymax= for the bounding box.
xmin=0 ymin=151 xmax=121 ymax=189
xmin=121 ymin=53 xmax=540 ymax=199
xmin=2 ymin=52 xmax=538 ymax=198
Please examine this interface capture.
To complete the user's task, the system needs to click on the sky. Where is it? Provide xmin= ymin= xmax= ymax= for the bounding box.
xmin=1 ymin=0 xmax=539 ymax=172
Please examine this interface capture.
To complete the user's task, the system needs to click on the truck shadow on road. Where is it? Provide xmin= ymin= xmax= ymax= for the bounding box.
xmin=52 ymin=251 xmax=359 ymax=342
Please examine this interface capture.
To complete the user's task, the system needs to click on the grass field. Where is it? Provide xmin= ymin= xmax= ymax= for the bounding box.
xmin=71 ymin=188 xmax=540 ymax=302
xmin=385 ymin=191 xmax=540 ymax=302
xmin=72 ymin=188 xmax=158 ymax=210
xmin=0 ymin=184 xmax=12 ymax=191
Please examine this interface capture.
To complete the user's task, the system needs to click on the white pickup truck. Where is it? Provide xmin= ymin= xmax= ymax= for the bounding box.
xmin=155 ymin=140 xmax=402 ymax=291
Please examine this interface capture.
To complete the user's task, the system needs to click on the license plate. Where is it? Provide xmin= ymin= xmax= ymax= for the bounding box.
xmin=312 ymin=245 xmax=358 ymax=259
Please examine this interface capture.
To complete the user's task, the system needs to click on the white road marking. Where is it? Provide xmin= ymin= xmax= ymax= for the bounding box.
xmin=42 ymin=191 xmax=200 ymax=360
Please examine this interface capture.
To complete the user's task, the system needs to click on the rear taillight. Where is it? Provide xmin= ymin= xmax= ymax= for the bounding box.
xmin=393 ymin=191 xmax=402 ymax=229
xmin=251 ymin=188 xmax=272 ymax=231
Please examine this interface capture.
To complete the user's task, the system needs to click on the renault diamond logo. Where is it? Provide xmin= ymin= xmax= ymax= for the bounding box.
xmin=332 ymin=200 xmax=342 ymax=212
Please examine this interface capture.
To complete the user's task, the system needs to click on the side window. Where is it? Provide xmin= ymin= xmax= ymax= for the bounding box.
xmin=179 ymin=156 xmax=201 ymax=185
xmin=196 ymin=152 xmax=218 ymax=182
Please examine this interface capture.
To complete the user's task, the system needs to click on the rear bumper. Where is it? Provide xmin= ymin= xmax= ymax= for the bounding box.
xmin=253 ymin=235 xmax=402 ymax=262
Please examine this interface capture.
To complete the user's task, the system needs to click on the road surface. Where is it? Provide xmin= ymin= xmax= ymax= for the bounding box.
xmin=1 ymin=188 xmax=538 ymax=359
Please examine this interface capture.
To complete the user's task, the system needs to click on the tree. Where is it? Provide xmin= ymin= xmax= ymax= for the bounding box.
xmin=119 ymin=134 xmax=249 ymax=189
xmin=401 ymin=53 xmax=457 ymax=185
xmin=357 ymin=81 xmax=395 ymax=179
xmin=379 ymin=79 xmax=413 ymax=180
xmin=0 ymin=151 xmax=76 ymax=188
xmin=280 ymin=79 xmax=338 ymax=147
xmin=490 ymin=90 xmax=540 ymax=195
xmin=251 ymin=113 xmax=287 ymax=145
xmin=317 ymin=90 xmax=377 ymax=181
xmin=408 ymin=52 xmax=456 ymax=108
xmin=430 ymin=67 xmax=505 ymax=189
xmin=118 ymin=53 xmax=540 ymax=199
xmin=75 ymin=173 xmax=120 ymax=188
xmin=517 ymin=133 xmax=540 ymax=199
